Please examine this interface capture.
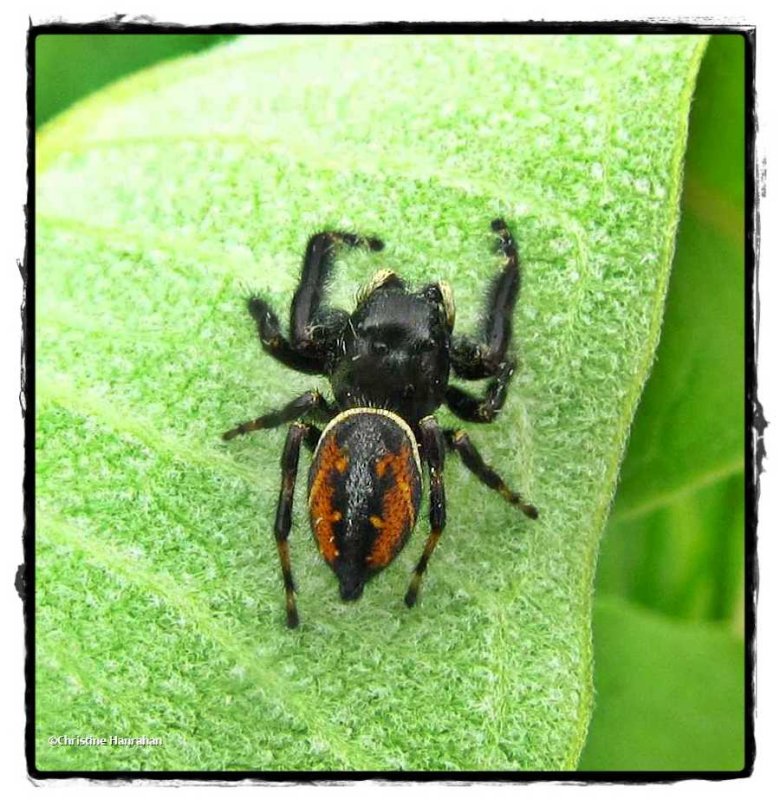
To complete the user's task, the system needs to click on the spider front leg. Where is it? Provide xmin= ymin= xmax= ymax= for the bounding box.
xmin=291 ymin=230 xmax=384 ymax=360
xmin=446 ymin=218 xmax=525 ymax=423
xmin=405 ymin=416 xmax=447 ymax=608
xmin=450 ymin=218 xmax=521 ymax=380
xmin=274 ymin=422 xmax=312 ymax=628
xmin=246 ymin=296 xmax=324 ymax=375
xmin=445 ymin=360 xmax=515 ymax=423
xmin=444 ymin=428 xmax=538 ymax=519
xmin=245 ymin=229 xmax=383 ymax=374
xmin=222 ymin=390 xmax=332 ymax=440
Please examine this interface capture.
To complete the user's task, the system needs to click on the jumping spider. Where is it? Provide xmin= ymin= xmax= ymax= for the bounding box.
xmin=223 ymin=219 xmax=537 ymax=627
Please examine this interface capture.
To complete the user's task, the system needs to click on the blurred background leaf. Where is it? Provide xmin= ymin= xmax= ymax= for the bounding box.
xmin=35 ymin=34 xmax=232 ymax=128
xmin=579 ymin=596 xmax=745 ymax=771
xmin=583 ymin=34 xmax=746 ymax=769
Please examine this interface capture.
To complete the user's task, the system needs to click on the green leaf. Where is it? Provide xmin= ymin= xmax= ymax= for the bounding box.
xmin=598 ymin=472 xmax=744 ymax=624
xmin=598 ymin=35 xmax=745 ymax=625
xmin=35 ymin=34 xmax=233 ymax=128
xmin=35 ymin=35 xmax=706 ymax=771
xmin=579 ymin=596 xmax=745 ymax=771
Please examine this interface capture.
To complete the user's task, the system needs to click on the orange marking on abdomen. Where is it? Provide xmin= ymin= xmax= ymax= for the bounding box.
xmin=367 ymin=444 xmax=418 ymax=568
xmin=309 ymin=436 xmax=349 ymax=563
xmin=375 ymin=453 xmax=394 ymax=478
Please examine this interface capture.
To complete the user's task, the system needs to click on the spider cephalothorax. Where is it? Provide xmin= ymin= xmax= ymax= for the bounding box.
xmin=223 ymin=219 xmax=537 ymax=628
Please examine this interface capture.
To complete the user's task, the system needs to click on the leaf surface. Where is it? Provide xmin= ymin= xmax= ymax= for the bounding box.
xmin=36 ymin=34 xmax=706 ymax=771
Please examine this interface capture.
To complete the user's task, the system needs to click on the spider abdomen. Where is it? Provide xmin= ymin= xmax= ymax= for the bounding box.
xmin=307 ymin=408 xmax=423 ymax=600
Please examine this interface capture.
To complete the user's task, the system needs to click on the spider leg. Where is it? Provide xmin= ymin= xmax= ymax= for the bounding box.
xmin=291 ymin=230 xmax=384 ymax=360
xmin=247 ymin=296 xmax=323 ymax=375
xmin=444 ymin=428 xmax=537 ymax=518
xmin=445 ymin=360 xmax=515 ymax=423
xmin=451 ymin=218 xmax=521 ymax=380
xmin=222 ymin=390 xmax=333 ymax=440
xmin=244 ymin=231 xmax=383 ymax=375
xmin=405 ymin=416 xmax=446 ymax=608
xmin=302 ymin=424 xmax=323 ymax=453
xmin=274 ymin=422 xmax=311 ymax=628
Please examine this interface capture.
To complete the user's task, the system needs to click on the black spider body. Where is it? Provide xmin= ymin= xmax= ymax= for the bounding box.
xmin=223 ymin=220 xmax=537 ymax=628
xmin=331 ymin=284 xmax=451 ymax=422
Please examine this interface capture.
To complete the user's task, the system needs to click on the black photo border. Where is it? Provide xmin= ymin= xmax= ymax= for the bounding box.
xmin=23 ymin=18 xmax=759 ymax=783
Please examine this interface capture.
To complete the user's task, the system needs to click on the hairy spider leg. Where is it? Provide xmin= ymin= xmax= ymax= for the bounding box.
xmin=444 ymin=428 xmax=538 ymax=519
xmin=302 ymin=424 xmax=323 ymax=452
xmin=274 ymin=422 xmax=311 ymax=628
xmin=446 ymin=218 xmax=523 ymax=423
xmin=445 ymin=361 xmax=516 ymax=423
xmin=404 ymin=416 xmax=447 ymax=608
xmin=290 ymin=231 xmax=384 ymax=359
xmin=450 ymin=218 xmax=520 ymax=379
xmin=246 ymin=295 xmax=323 ymax=374
xmin=222 ymin=390 xmax=333 ymax=440
xmin=246 ymin=230 xmax=384 ymax=375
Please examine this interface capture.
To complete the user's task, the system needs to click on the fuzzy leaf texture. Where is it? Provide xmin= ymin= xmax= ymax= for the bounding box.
xmin=35 ymin=35 xmax=706 ymax=771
